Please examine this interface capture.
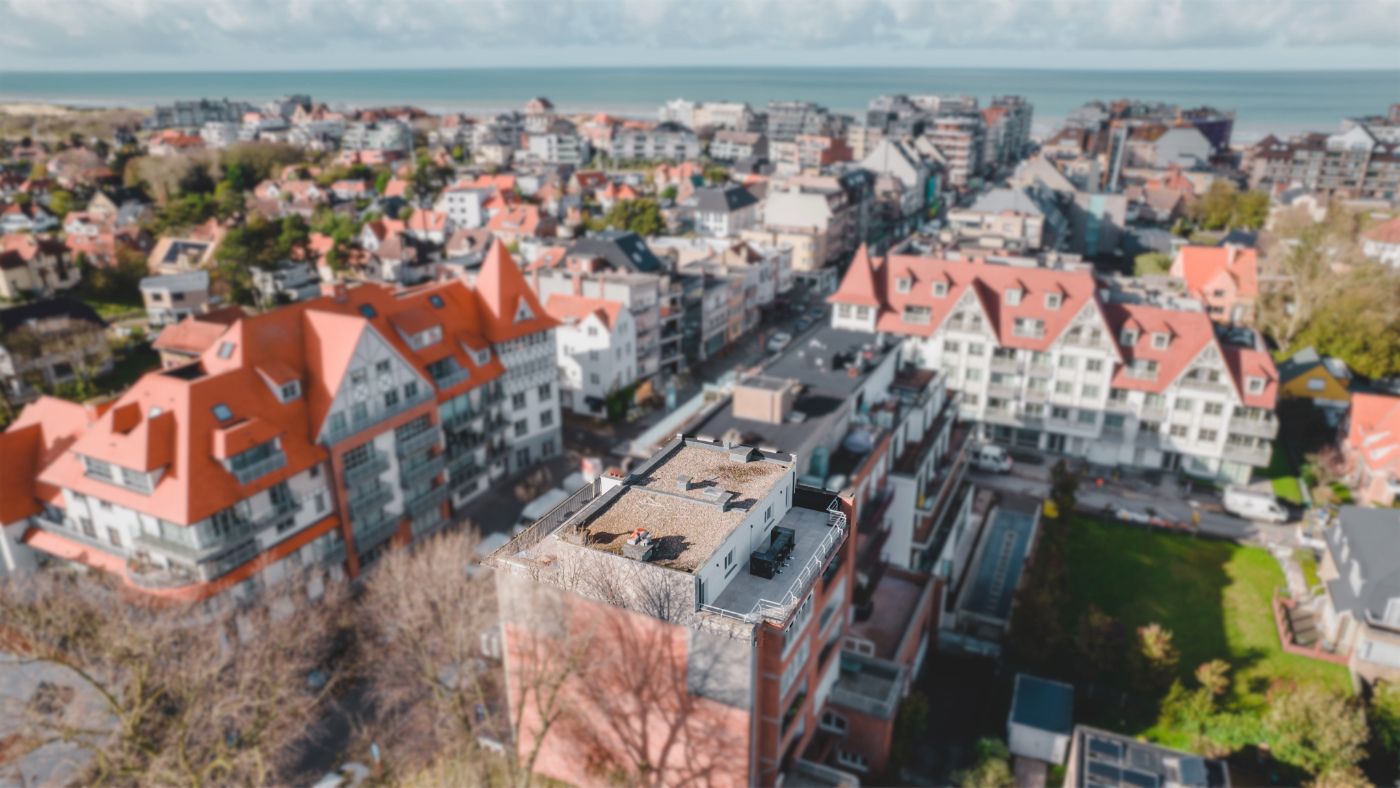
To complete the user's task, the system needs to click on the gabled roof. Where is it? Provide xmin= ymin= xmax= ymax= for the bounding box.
xmin=1172 ymin=245 xmax=1259 ymax=299
xmin=1363 ymin=216 xmax=1400 ymax=246
xmin=474 ymin=241 xmax=558 ymax=343
xmin=544 ymin=294 xmax=625 ymax=331
xmin=829 ymin=244 xmax=882 ymax=308
xmin=1348 ymin=392 xmax=1400 ymax=474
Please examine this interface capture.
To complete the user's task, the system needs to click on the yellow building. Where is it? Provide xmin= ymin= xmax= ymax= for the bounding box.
xmin=1277 ymin=346 xmax=1352 ymax=418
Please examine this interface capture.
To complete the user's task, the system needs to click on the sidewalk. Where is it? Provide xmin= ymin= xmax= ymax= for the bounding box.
xmin=967 ymin=463 xmax=1296 ymax=547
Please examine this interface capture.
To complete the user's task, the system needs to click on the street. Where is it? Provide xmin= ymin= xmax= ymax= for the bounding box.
xmin=966 ymin=460 xmax=1298 ymax=548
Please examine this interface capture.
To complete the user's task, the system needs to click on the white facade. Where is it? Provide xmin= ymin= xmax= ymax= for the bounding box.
xmin=555 ymin=308 xmax=637 ymax=417
xmin=434 ymin=188 xmax=488 ymax=230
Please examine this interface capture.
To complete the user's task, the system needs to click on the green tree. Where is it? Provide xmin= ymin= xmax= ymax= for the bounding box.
xmin=1134 ymin=252 xmax=1173 ymax=276
xmin=661 ymin=185 xmax=678 ymax=202
xmin=702 ymin=164 xmax=728 ymax=185
xmin=1292 ymin=265 xmax=1400 ymax=379
xmin=177 ymin=162 xmax=216 ymax=196
xmin=597 ymin=198 xmax=666 ymax=237
xmin=954 ymin=738 xmax=1014 ymax=788
xmin=213 ymin=180 xmax=244 ymax=219
xmin=1195 ymin=659 xmax=1231 ymax=697
xmin=48 ymin=189 xmax=75 ymax=218
xmin=1048 ymin=459 xmax=1078 ymax=519
xmin=1370 ymin=681 xmax=1400 ymax=756
xmin=1133 ymin=623 xmax=1180 ymax=692
xmin=1230 ymin=190 xmax=1270 ymax=230
xmin=221 ymin=160 xmax=255 ymax=192
xmin=1191 ymin=181 xmax=1239 ymax=231
xmin=375 ymin=170 xmax=393 ymax=195
xmin=1265 ymin=682 xmax=1369 ymax=780
xmin=889 ymin=691 xmax=929 ymax=766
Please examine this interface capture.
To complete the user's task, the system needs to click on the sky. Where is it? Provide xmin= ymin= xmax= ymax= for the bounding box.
xmin=1 ymin=0 xmax=1398 ymax=72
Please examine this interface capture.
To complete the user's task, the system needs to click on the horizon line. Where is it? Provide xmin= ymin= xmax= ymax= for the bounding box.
xmin=3 ymin=64 xmax=1400 ymax=76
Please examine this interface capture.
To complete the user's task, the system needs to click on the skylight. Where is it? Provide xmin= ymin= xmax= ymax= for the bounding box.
xmin=217 ymin=341 xmax=235 ymax=359
xmin=429 ymin=294 xmax=445 ymax=309
xmin=359 ymin=304 xmax=378 ymax=319
xmin=212 ymin=403 xmax=233 ymax=421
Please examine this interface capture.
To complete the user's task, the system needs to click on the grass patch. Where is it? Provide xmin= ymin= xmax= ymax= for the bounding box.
xmin=88 ymin=299 xmax=145 ymax=321
xmin=1056 ymin=518 xmax=1350 ymax=744
xmin=1134 ymin=252 xmax=1173 ymax=276
xmin=1265 ymin=445 xmax=1303 ymax=505
xmin=1294 ymin=548 xmax=1322 ymax=593
xmin=1330 ymin=482 xmax=1354 ymax=505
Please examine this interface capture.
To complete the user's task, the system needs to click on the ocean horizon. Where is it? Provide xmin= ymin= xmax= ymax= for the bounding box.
xmin=1 ymin=66 xmax=1395 ymax=140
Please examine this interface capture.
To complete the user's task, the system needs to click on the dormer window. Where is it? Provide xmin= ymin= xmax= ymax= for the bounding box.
xmin=932 ymin=281 xmax=948 ymax=297
xmin=1246 ymin=376 xmax=1266 ymax=394
xmin=473 ymin=348 xmax=491 ymax=367
xmin=278 ymin=381 xmax=302 ymax=402
xmin=1120 ymin=329 xmax=1139 ymax=347
xmin=1006 ymin=288 xmax=1023 ymax=306
xmin=409 ymin=325 xmax=443 ymax=349
xmin=896 ymin=277 xmax=912 ymax=294
xmin=1045 ymin=292 xmax=1062 ymax=309
xmin=1151 ymin=332 xmax=1169 ymax=350
xmin=903 ymin=305 xmax=932 ymax=325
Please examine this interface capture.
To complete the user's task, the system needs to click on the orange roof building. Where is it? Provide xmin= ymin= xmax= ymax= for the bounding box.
xmin=1345 ymin=392 xmax=1400 ymax=506
xmin=1 ymin=255 xmax=563 ymax=603
xmin=543 ymin=293 xmax=636 ymax=417
xmin=830 ymin=244 xmax=1280 ymax=483
xmin=1169 ymin=244 xmax=1260 ymax=325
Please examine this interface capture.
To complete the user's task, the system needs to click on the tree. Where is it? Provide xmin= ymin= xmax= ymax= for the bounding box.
xmin=1133 ymin=623 xmax=1180 ymax=692
xmin=702 ymin=164 xmax=728 ymax=185
xmin=1231 ymin=190 xmax=1270 ymax=230
xmin=1265 ymin=682 xmax=1369 ymax=780
xmin=1195 ymin=659 xmax=1231 ymax=697
xmin=1370 ymin=681 xmax=1400 ymax=756
xmin=356 ymin=528 xmax=502 ymax=775
xmin=954 ymin=738 xmax=1014 ymax=788
xmin=49 ymin=189 xmax=75 ymax=218
xmin=177 ymin=162 xmax=217 ymax=196
xmin=1291 ymin=264 xmax=1400 ymax=379
xmin=213 ymin=179 xmax=244 ymax=219
xmin=593 ymin=198 xmax=666 ymax=237
xmin=0 ymin=572 xmax=345 ymax=786
xmin=375 ymin=170 xmax=393 ymax=195
xmin=1048 ymin=459 xmax=1079 ymax=520
xmin=889 ymin=691 xmax=930 ymax=767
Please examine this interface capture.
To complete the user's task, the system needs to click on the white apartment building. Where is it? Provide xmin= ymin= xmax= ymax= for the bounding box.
xmin=433 ymin=186 xmax=489 ymax=230
xmin=531 ymin=267 xmax=670 ymax=381
xmin=544 ymin=294 xmax=638 ymax=416
xmin=830 ymin=246 xmax=1280 ymax=483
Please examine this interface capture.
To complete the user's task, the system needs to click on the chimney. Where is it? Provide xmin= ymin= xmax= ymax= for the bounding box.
xmin=1226 ymin=245 xmax=1238 ymax=267
xmin=572 ymin=272 xmax=582 ymax=296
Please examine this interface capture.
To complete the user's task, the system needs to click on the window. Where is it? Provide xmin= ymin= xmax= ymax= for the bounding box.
xmin=217 ymin=341 xmax=236 ymax=359
xmin=964 ymin=368 xmax=982 ymax=382
xmin=837 ymin=304 xmax=852 ymax=318
xmin=944 ymin=340 xmax=960 ymax=353
xmin=1141 ymin=420 xmax=1161 ymax=434
xmin=514 ymin=419 xmax=528 ymax=437
xmin=1203 ymin=402 xmax=1224 ymax=416
xmin=837 ymin=751 xmax=869 ymax=772
xmin=1055 ymin=380 xmax=1073 ymax=395
xmin=538 ymin=383 xmax=552 ymax=399
xmin=1051 ymin=406 xmax=1070 ymax=420
xmin=1081 ymin=384 xmax=1101 ymax=398
xmin=279 ymin=381 xmax=301 ymax=401
xmin=212 ymin=403 xmax=233 ymax=421
xmin=512 ymin=392 xmax=527 ymax=409
xmin=358 ymin=304 xmax=378 ymax=319
xmin=1174 ymin=397 xmax=1194 ymax=412
xmin=1085 ymin=359 xmax=1103 ymax=373
xmin=1152 ymin=332 xmax=1170 ymax=350
xmin=821 ymin=710 xmax=849 ymax=734
xmin=375 ymin=359 xmax=391 ymax=376
xmin=896 ymin=277 xmax=912 ymax=293
xmin=1120 ymin=329 xmax=1139 ymax=347
xmin=404 ymin=381 xmax=419 ymax=400
xmin=1045 ymin=292 xmax=1062 ymax=309
xmin=384 ymin=389 xmax=400 ymax=409
xmin=903 ymin=305 xmax=932 ymax=325
xmin=967 ymin=343 xmax=985 ymax=356
xmin=932 ymin=281 xmax=948 ymax=297
xmin=107 ymin=527 xmax=122 ymax=547
xmin=1077 ymin=409 xmax=1096 ymax=425
xmin=540 ymin=410 xmax=553 ymax=428
xmin=723 ymin=549 xmax=734 ymax=569
xmin=1058 ymin=355 xmax=1076 ymax=369
xmin=1307 ymin=378 xmax=1326 ymax=392
xmin=1170 ymin=424 xmax=1188 ymax=438
xmin=765 ymin=505 xmax=773 ymax=522
xmin=1005 ymin=288 xmax=1022 ymax=305
xmin=1246 ymin=377 xmax=1266 ymax=394
xmin=1013 ymin=317 xmax=1043 ymax=337
xmin=428 ymin=294 xmax=445 ymax=309
xmin=1198 ymin=428 xmax=1219 ymax=442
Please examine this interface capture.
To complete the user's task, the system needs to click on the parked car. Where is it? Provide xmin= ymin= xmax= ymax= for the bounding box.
xmin=971 ymin=443 xmax=1014 ymax=473
xmin=1222 ymin=486 xmax=1289 ymax=523
xmin=766 ymin=331 xmax=793 ymax=353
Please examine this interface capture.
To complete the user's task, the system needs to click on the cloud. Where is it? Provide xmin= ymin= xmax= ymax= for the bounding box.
xmin=1 ymin=0 xmax=1397 ymax=63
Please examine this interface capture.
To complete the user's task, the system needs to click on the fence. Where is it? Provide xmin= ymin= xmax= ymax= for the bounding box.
xmin=1271 ymin=589 xmax=1350 ymax=666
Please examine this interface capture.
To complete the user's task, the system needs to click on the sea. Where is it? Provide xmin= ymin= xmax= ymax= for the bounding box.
xmin=1 ymin=67 xmax=1396 ymax=141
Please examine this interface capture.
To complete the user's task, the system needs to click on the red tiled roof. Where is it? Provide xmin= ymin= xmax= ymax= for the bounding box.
xmin=475 ymin=241 xmax=558 ymax=343
xmin=1348 ymin=392 xmax=1400 ymax=473
xmin=1363 ymin=216 xmax=1400 ymax=245
xmin=544 ymin=293 xmax=624 ymax=331
xmin=1172 ymin=245 xmax=1259 ymax=299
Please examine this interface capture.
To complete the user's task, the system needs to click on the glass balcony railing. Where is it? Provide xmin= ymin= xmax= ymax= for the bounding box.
xmin=343 ymin=452 xmax=390 ymax=486
xmin=400 ymin=452 xmax=446 ymax=484
xmin=396 ymin=427 xmax=442 ymax=457
xmin=231 ymin=451 xmax=288 ymax=485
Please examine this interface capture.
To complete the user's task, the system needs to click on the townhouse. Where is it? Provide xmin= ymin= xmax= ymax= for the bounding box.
xmin=709 ymin=131 xmax=768 ymax=163
xmin=1343 ymin=392 xmax=1400 ymax=507
xmin=1245 ymin=123 xmax=1400 ymax=204
xmin=139 ymin=271 xmax=212 ymax=326
xmin=771 ymin=134 xmax=854 ymax=175
xmin=830 ymin=245 xmax=1280 ymax=483
xmin=1319 ymin=507 xmax=1400 ymax=684
xmin=0 ymin=235 xmax=79 ymax=299
xmin=611 ymin=122 xmax=701 ymax=162
xmin=0 ymin=299 xmax=112 ymax=404
xmin=0 ymin=242 xmax=562 ymax=601
xmin=687 ymin=184 xmax=760 ymax=237
xmin=1169 ymin=245 xmax=1259 ymax=325
xmin=543 ymin=294 xmax=637 ymax=417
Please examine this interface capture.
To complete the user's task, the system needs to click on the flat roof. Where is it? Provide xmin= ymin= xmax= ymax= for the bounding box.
xmin=1073 ymin=725 xmax=1228 ymax=788
xmin=961 ymin=495 xmax=1040 ymax=623
xmin=569 ymin=439 xmax=792 ymax=574
xmin=848 ymin=567 xmax=929 ymax=659
xmin=1010 ymin=674 xmax=1075 ymax=735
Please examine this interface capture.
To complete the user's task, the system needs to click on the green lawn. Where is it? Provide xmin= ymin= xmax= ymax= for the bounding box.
xmin=1265 ymin=445 xmax=1304 ymax=505
xmin=93 ymin=344 xmax=159 ymax=396
xmin=1061 ymin=519 xmax=1350 ymax=742
xmin=1294 ymin=548 xmax=1323 ymax=594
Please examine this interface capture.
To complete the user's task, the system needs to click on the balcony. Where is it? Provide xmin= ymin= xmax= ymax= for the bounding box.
xmin=440 ymin=409 xmax=479 ymax=433
xmin=346 ymin=480 xmax=393 ymax=512
xmin=231 ymin=451 xmax=288 ymax=485
xmin=405 ymin=483 xmax=450 ymax=515
xmin=353 ymin=512 xmax=401 ymax=553
xmin=431 ymin=366 xmax=472 ymax=391
xmin=396 ymin=427 xmax=442 ymax=457
xmin=343 ymin=452 xmax=390 ymax=486
xmin=400 ymin=451 xmax=446 ymax=484
xmin=126 ymin=557 xmax=199 ymax=590
xmin=828 ymin=651 xmax=905 ymax=720
xmin=1140 ymin=405 xmax=1168 ymax=422
xmin=324 ymin=389 xmax=434 ymax=444
xmin=1231 ymin=417 xmax=1279 ymax=439
xmin=1224 ymin=443 xmax=1272 ymax=468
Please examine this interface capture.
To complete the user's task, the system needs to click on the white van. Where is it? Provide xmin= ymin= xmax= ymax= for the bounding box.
xmin=972 ymin=444 xmax=1014 ymax=474
xmin=1222 ymin=486 xmax=1289 ymax=523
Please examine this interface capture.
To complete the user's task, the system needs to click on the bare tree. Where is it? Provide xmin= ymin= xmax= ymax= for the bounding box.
xmin=0 ymin=571 xmax=345 ymax=787
xmin=354 ymin=527 xmax=501 ymax=773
